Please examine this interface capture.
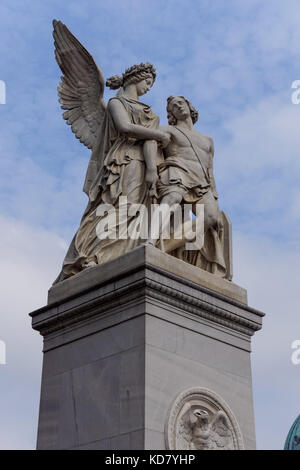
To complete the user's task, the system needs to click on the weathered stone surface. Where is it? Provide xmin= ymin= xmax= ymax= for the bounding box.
xmin=30 ymin=248 xmax=264 ymax=450
xmin=48 ymin=245 xmax=247 ymax=305
xmin=165 ymin=388 xmax=244 ymax=450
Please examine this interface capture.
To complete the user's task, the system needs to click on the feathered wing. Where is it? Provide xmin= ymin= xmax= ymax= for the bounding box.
xmin=177 ymin=409 xmax=193 ymax=450
xmin=210 ymin=411 xmax=233 ymax=449
xmin=53 ymin=19 xmax=106 ymax=150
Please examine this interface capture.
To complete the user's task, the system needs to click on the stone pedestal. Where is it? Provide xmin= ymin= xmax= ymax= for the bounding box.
xmin=30 ymin=245 xmax=264 ymax=450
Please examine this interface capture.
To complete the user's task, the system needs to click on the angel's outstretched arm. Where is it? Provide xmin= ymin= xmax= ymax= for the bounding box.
xmin=108 ymin=99 xmax=169 ymax=144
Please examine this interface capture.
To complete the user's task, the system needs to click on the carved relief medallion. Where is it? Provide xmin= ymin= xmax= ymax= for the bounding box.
xmin=165 ymin=387 xmax=244 ymax=450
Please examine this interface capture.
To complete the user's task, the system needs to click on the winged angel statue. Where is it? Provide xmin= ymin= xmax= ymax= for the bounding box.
xmin=52 ymin=20 xmax=232 ymax=284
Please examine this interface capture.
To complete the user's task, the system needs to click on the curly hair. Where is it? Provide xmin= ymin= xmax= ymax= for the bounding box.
xmin=106 ymin=62 xmax=156 ymax=90
xmin=166 ymin=96 xmax=198 ymax=125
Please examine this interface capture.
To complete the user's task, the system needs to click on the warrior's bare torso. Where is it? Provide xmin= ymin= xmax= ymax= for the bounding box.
xmin=163 ymin=125 xmax=214 ymax=164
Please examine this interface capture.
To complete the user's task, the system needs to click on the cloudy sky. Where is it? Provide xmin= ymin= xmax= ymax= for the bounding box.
xmin=0 ymin=0 xmax=299 ymax=449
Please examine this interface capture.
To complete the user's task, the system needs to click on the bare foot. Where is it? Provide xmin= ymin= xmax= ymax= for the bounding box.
xmin=83 ymin=260 xmax=97 ymax=269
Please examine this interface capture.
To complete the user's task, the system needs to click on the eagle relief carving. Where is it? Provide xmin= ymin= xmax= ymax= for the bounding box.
xmin=165 ymin=387 xmax=244 ymax=450
xmin=179 ymin=408 xmax=232 ymax=450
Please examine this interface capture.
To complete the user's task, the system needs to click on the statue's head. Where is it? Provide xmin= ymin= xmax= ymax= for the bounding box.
xmin=106 ymin=62 xmax=156 ymax=96
xmin=191 ymin=409 xmax=209 ymax=428
xmin=167 ymin=96 xmax=198 ymax=125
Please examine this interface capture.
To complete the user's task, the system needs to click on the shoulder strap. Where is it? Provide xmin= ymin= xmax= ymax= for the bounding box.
xmin=174 ymin=126 xmax=210 ymax=183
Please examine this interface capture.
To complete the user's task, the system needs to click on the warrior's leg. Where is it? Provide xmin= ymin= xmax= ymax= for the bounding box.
xmin=148 ymin=191 xmax=183 ymax=245
xmin=193 ymin=190 xmax=219 ymax=233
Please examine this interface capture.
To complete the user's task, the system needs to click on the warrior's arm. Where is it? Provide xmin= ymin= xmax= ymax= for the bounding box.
xmin=158 ymin=125 xmax=174 ymax=157
xmin=144 ymin=125 xmax=173 ymax=182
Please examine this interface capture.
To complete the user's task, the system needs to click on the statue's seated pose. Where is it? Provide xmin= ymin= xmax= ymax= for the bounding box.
xmin=148 ymin=96 xmax=232 ymax=279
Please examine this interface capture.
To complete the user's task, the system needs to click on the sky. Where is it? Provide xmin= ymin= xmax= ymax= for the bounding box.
xmin=0 ymin=0 xmax=299 ymax=450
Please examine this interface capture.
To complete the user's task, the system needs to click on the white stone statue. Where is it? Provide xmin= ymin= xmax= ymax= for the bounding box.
xmin=52 ymin=20 xmax=232 ymax=284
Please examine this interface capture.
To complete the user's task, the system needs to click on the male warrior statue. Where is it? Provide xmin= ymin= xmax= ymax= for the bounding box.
xmin=149 ymin=96 xmax=227 ymax=277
